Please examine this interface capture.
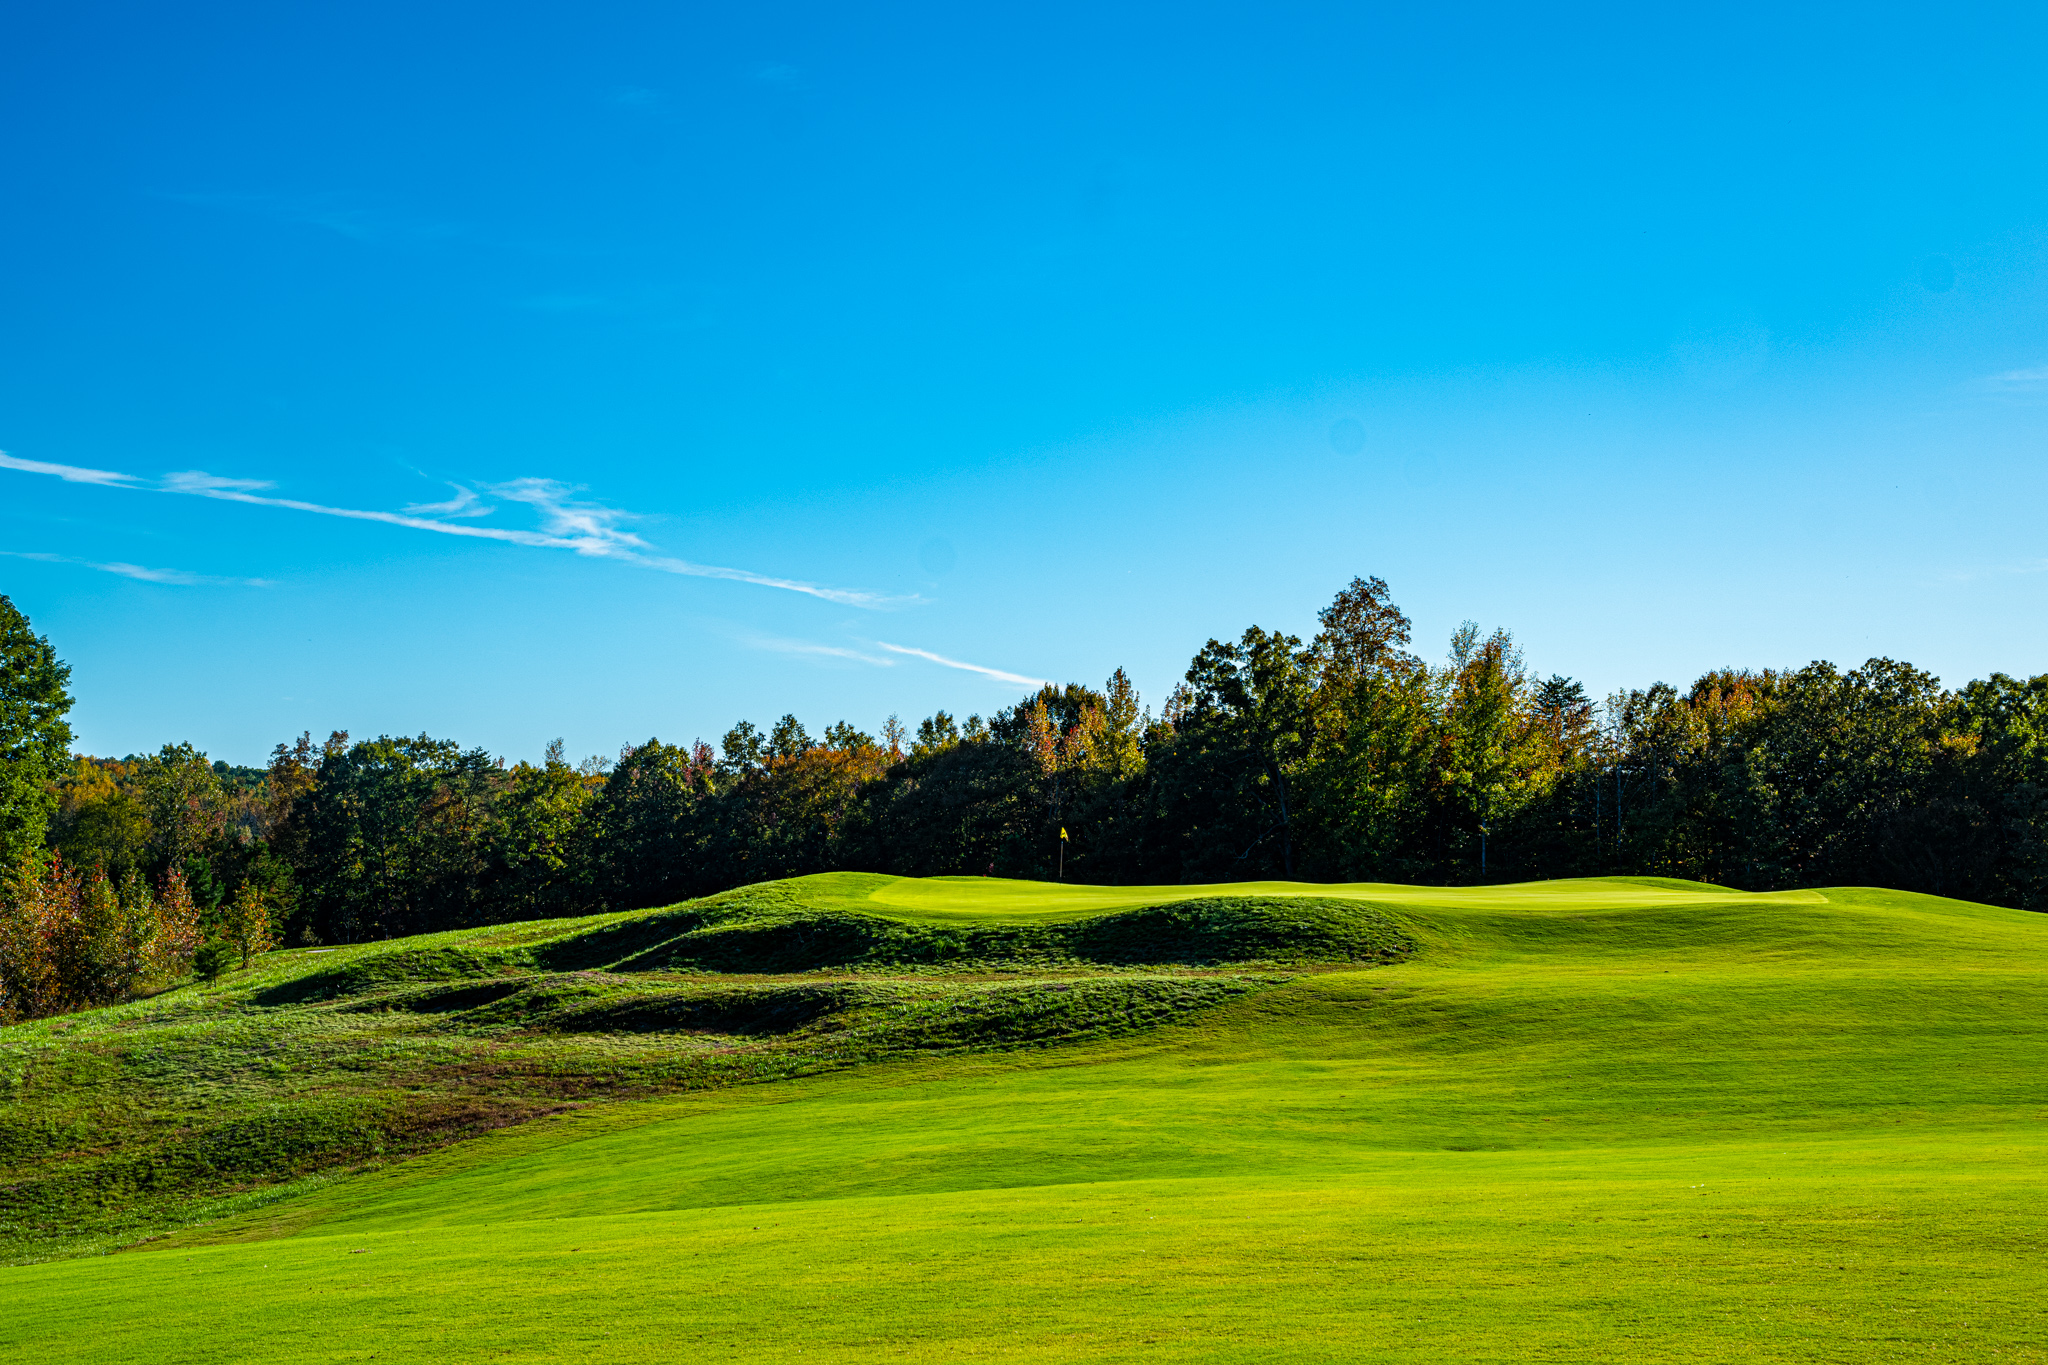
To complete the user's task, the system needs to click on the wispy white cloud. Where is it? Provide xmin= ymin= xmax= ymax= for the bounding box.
xmin=489 ymin=478 xmax=648 ymax=549
xmin=401 ymin=485 xmax=491 ymax=518
xmin=0 ymin=550 xmax=269 ymax=587
xmin=165 ymin=477 xmax=578 ymax=548
xmin=164 ymin=470 xmax=275 ymax=493
xmin=476 ymin=478 xmax=899 ymax=605
xmin=876 ymin=642 xmax=1046 ymax=688
xmin=1970 ymin=364 xmax=2048 ymax=395
xmin=743 ymin=635 xmax=1038 ymax=682
xmin=628 ymin=551 xmax=897 ymax=606
xmin=0 ymin=452 xmax=141 ymax=487
xmin=0 ymin=450 xmax=904 ymax=608
xmin=746 ymin=636 xmax=897 ymax=666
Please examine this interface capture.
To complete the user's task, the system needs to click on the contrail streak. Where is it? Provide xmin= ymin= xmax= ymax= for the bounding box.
xmin=2 ymin=453 xmax=902 ymax=608
xmin=0 ymin=549 xmax=269 ymax=587
xmin=876 ymin=642 xmax=1046 ymax=688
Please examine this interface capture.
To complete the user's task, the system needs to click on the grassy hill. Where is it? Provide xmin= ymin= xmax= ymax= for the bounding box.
xmin=4 ymin=875 xmax=2045 ymax=1362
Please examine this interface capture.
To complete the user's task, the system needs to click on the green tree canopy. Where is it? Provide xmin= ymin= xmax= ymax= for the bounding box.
xmin=0 ymin=596 xmax=74 ymax=868
xmin=1179 ymin=627 xmax=1319 ymax=878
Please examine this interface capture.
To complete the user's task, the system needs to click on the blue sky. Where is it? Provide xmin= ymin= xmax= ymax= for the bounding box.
xmin=4 ymin=1 xmax=2046 ymax=765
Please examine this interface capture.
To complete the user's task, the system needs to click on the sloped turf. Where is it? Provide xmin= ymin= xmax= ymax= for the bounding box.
xmin=4 ymin=873 xmax=1358 ymax=1263
xmin=4 ymin=878 xmax=2046 ymax=1362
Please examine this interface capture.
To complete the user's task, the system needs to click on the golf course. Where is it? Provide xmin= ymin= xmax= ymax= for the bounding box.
xmin=4 ymin=873 xmax=2044 ymax=1362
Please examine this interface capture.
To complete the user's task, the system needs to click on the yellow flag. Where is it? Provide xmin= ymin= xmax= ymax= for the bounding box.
xmin=1059 ymin=827 xmax=1068 ymax=840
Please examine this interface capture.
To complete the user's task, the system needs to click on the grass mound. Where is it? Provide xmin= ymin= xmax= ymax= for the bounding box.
xmin=334 ymin=972 xmax=1254 ymax=1046
xmin=608 ymin=894 xmax=1413 ymax=973
xmin=1065 ymin=896 xmax=1412 ymax=964
xmin=252 ymin=946 xmax=515 ymax=1004
xmin=1 ymin=873 xmax=1351 ymax=1263
xmin=252 ymin=883 xmax=1415 ymax=1003
xmin=0 ymin=962 xmax=1263 ymax=1263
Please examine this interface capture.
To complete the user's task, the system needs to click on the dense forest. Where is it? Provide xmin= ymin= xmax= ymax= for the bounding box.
xmin=3 ymin=580 xmax=2045 ymax=1019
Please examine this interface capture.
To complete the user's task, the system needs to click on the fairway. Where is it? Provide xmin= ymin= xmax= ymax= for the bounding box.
xmin=5 ymin=877 xmax=2045 ymax=1363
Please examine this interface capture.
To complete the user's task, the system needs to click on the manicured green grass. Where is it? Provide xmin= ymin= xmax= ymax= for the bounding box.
xmin=4 ymin=878 xmax=2045 ymax=1362
xmin=836 ymin=870 xmax=1810 ymax=922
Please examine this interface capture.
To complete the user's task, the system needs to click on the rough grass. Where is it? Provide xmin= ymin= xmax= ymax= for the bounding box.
xmin=606 ymin=890 xmax=1414 ymax=972
xmin=0 ymin=877 xmax=1394 ymax=1263
xmin=5 ymin=878 xmax=2046 ymax=1363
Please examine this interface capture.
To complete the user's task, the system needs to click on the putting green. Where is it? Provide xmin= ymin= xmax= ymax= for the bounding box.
xmin=6 ymin=878 xmax=2044 ymax=1363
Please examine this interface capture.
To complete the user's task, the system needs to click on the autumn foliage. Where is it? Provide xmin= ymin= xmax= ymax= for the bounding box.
xmin=0 ymin=856 xmax=207 ymax=1022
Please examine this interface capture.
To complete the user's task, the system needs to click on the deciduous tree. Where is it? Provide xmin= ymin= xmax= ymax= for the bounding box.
xmin=0 ymin=596 xmax=73 ymax=868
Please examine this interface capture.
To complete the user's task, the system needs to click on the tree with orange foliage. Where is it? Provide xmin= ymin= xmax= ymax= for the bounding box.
xmin=152 ymin=866 xmax=202 ymax=979
xmin=223 ymin=881 xmax=275 ymax=966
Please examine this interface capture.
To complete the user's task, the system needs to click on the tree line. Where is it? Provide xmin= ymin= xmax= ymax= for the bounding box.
xmin=3 ymin=580 xmax=2045 ymax=1016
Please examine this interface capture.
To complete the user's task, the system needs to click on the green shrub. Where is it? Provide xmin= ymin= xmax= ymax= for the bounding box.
xmin=193 ymin=939 xmax=236 ymax=983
